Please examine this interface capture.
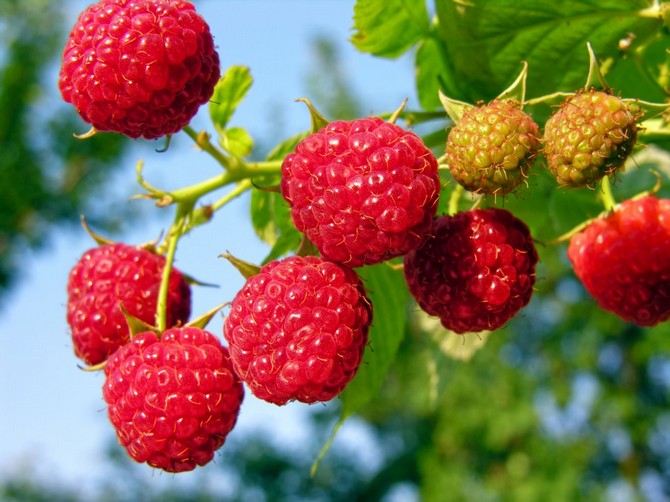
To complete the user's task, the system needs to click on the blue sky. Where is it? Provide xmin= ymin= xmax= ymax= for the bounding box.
xmin=0 ymin=0 xmax=416 ymax=493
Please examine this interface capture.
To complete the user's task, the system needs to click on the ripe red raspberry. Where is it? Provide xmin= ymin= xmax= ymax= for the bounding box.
xmin=103 ymin=327 xmax=244 ymax=473
xmin=568 ymin=196 xmax=670 ymax=326
xmin=66 ymin=243 xmax=191 ymax=366
xmin=544 ymin=90 xmax=638 ymax=187
xmin=404 ymin=208 xmax=538 ymax=333
xmin=446 ymin=100 xmax=540 ymax=195
xmin=59 ymin=0 xmax=220 ymax=139
xmin=280 ymin=117 xmax=440 ymax=267
xmin=224 ymin=255 xmax=372 ymax=405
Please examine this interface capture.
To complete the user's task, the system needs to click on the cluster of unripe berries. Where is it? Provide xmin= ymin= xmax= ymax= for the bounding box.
xmin=60 ymin=0 xmax=670 ymax=475
xmin=446 ymin=91 xmax=638 ymax=193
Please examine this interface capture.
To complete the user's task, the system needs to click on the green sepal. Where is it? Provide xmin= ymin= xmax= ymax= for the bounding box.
xmin=584 ymin=42 xmax=610 ymax=91
xmin=296 ymin=98 xmax=329 ymax=133
xmin=180 ymin=271 xmax=219 ymax=289
xmin=209 ymin=66 xmax=253 ymax=135
xmin=438 ymin=89 xmax=473 ymax=123
xmin=119 ymin=303 xmax=161 ymax=338
xmin=221 ymin=251 xmax=262 ymax=279
xmin=388 ymin=98 xmax=408 ymax=124
xmin=496 ymin=62 xmax=529 ymax=106
xmin=78 ymin=360 xmax=108 ymax=372
xmin=624 ymin=99 xmax=670 ymax=121
xmin=295 ymin=235 xmax=318 ymax=258
xmin=438 ymin=62 xmax=529 ymax=122
xmin=185 ymin=303 xmax=228 ymax=331
xmin=80 ymin=215 xmax=115 ymax=246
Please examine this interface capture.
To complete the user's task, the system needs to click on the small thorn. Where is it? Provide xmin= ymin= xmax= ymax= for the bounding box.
xmin=73 ymin=126 xmax=97 ymax=140
xmin=156 ymin=134 xmax=173 ymax=153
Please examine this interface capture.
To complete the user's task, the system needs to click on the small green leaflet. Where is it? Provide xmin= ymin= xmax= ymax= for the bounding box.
xmin=209 ymin=66 xmax=253 ymax=134
xmin=219 ymin=126 xmax=254 ymax=158
xmin=351 ymin=0 xmax=431 ymax=58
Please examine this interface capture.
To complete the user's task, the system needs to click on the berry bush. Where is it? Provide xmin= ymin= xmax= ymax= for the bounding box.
xmin=57 ymin=0 xmax=670 ymax=488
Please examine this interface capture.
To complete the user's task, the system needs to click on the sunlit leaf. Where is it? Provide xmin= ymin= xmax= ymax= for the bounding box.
xmin=433 ymin=0 xmax=665 ymax=101
xmin=351 ymin=0 xmax=430 ymax=58
xmin=219 ymin=126 xmax=254 ymax=158
xmin=209 ymin=66 xmax=253 ymax=133
xmin=415 ymin=36 xmax=457 ymax=109
xmin=414 ymin=309 xmax=491 ymax=361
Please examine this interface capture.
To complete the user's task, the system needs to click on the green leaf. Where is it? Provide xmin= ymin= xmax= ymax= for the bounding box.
xmin=351 ymin=0 xmax=431 ymax=58
xmin=219 ymin=126 xmax=254 ymax=158
xmin=339 ymin=264 xmax=410 ymax=416
xmin=433 ymin=0 xmax=666 ymax=102
xmin=209 ymin=66 xmax=253 ymax=134
xmin=415 ymin=37 xmax=446 ymax=110
xmin=606 ymin=35 xmax=670 ymax=102
xmin=249 ymin=133 xmax=308 ymax=262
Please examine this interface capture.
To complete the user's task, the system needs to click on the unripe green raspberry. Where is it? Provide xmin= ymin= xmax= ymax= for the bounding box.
xmin=446 ymin=100 xmax=540 ymax=195
xmin=543 ymin=90 xmax=638 ymax=188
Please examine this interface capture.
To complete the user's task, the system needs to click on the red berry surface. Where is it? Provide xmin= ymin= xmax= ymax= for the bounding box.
xmin=404 ymin=208 xmax=538 ymax=333
xmin=568 ymin=196 xmax=670 ymax=326
xmin=59 ymin=0 xmax=220 ymax=139
xmin=66 ymin=243 xmax=191 ymax=366
xmin=280 ymin=117 xmax=441 ymax=267
xmin=103 ymin=327 xmax=244 ymax=473
xmin=224 ymin=255 xmax=372 ymax=405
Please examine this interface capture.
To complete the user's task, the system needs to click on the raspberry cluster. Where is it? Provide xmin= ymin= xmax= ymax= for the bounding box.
xmin=224 ymin=255 xmax=372 ymax=405
xmin=281 ymin=117 xmax=440 ymax=267
xmin=58 ymin=0 xmax=670 ymax=481
xmin=59 ymin=0 xmax=220 ymax=139
xmin=446 ymin=100 xmax=540 ymax=195
xmin=404 ymin=208 xmax=539 ymax=333
xmin=66 ymin=243 xmax=191 ymax=366
xmin=103 ymin=327 xmax=244 ymax=472
xmin=568 ymin=196 xmax=670 ymax=326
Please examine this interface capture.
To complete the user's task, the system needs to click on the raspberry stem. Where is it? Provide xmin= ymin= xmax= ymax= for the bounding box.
xmin=167 ymin=161 xmax=281 ymax=204
xmin=448 ymin=184 xmax=464 ymax=216
xmin=156 ymin=205 xmax=189 ymax=332
xmin=600 ymin=175 xmax=617 ymax=211
xmin=184 ymin=126 xmax=231 ymax=168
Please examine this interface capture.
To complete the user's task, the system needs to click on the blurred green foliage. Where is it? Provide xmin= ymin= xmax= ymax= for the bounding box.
xmin=0 ymin=0 xmax=129 ymax=300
